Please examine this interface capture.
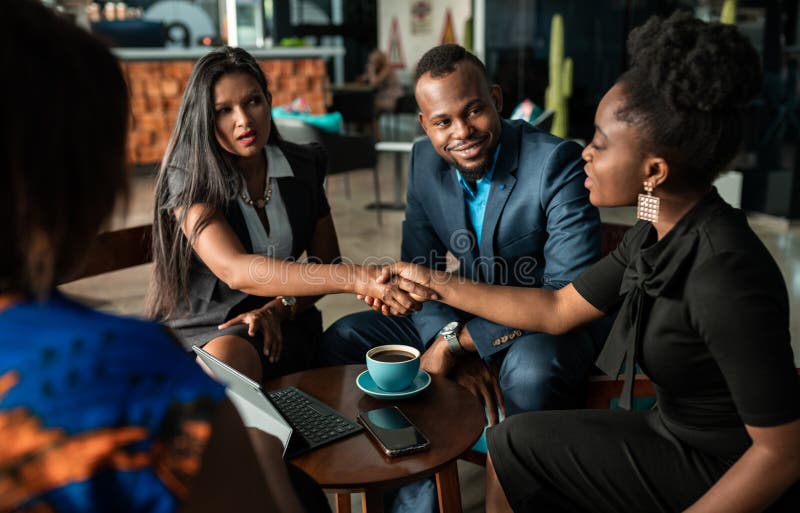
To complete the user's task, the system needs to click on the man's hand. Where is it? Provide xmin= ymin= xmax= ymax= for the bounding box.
xmin=420 ymin=335 xmax=458 ymax=376
xmin=452 ymin=354 xmax=505 ymax=426
xmin=355 ymin=265 xmax=436 ymax=316
xmin=421 ymin=334 xmax=505 ymax=425
xmin=218 ymin=299 xmax=286 ymax=363
xmin=391 ymin=262 xmax=435 ymax=302
xmin=359 ymin=262 xmax=440 ymax=314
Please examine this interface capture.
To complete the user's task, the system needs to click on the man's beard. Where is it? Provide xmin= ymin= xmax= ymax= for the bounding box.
xmin=455 ymin=155 xmax=493 ymax=183
xmin=451 ymin=136 xmax=499 ymax=182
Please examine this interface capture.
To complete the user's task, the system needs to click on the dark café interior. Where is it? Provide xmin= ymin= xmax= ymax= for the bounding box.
xmin=2 ymin=1 xmax=800 ymax=512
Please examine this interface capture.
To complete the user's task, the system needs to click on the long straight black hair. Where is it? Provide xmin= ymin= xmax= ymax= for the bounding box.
xmin=146 ymin=47 xmax=281 ymax=319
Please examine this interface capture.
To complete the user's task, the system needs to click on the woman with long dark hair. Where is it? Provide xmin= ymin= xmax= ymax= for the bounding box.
xmin=388 ymin=11 xmax=800 ymax=512
xmin=147 ymin=47 xmax=422 ymax=383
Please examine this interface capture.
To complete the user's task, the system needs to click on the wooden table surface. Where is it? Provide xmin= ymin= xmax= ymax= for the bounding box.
xmin=264 ymin=364 xmax=485 ymax=492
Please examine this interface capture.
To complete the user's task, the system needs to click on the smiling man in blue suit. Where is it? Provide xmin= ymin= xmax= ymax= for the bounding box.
xmin=318 ymin=44 xmax=602 ymax=511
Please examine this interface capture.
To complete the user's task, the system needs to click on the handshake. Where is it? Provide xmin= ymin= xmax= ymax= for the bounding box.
xmin=353 ymin=262 xmax=449 ymax=317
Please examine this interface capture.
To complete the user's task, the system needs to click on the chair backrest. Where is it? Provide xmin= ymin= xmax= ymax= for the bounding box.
xmin=331 ymin=87 xmax=375 ymax=126
xmin=275 ymin=117 xmax=377 ymax=175
xmin=274 ymin=117 xmax=323 ymax=145
xmin=393 ymin=92 xmax=418 ymax=114
xmin=531 ymin=109 xmax=555 ymax=132
xmin=600 ymin=222 xmax=630 ymax=257
xmin=61 ymin=224 xmax=153 ymax=284
xmin=318 ymin=129 xmax=377 ymax=175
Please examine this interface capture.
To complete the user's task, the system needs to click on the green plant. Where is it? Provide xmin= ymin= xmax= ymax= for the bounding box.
xmin=721 ymin=0 xmax=737 ymax=24
xmin=545 ymin=14 xmax=573 ymax=138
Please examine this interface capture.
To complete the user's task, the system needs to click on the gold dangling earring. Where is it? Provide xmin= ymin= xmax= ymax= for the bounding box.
xmin=637 ymin=181 xmax=660 ymax=223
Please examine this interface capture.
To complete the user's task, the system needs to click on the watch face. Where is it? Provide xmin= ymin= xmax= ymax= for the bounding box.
xmin=443 ymin=321 xmax=459 ymax=333
xmin=281 ymin=296 xmax=297 ymax=306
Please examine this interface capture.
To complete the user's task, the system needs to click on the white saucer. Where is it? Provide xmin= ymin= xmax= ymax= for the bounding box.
xmin=356 ymin=370 xmax=431 ymax=399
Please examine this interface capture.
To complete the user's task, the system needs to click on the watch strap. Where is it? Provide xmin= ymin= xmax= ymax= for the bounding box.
xmin=443 ymin=327 xmax=467 ymax=356
xmin=277 ymin=296 xmax=297 ymax=321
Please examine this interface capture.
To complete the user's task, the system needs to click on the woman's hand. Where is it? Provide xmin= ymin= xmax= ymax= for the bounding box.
xmin=217 ymin=300 xmax=287 ymax=363
xmin=355 ymin=265 xmax=437 ymax=316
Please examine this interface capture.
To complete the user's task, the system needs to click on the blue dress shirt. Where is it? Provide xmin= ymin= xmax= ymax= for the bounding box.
xmin=456 ymin=144 xmax=502 ymax=246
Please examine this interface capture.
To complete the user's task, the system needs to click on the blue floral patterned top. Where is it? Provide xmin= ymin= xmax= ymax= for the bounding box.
xmin=0 ymin=294 xmax=225 ymax=513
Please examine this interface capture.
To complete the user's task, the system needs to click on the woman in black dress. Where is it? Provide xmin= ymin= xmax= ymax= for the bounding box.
xmin=386 ymin=11 xmax=800 ymax=512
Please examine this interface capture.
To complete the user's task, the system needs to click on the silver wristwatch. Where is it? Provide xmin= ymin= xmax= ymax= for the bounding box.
xmin=441 ymin=321 xmax=467 ymax=356
xmin=277 ymin=295 xmax=297 ymax=320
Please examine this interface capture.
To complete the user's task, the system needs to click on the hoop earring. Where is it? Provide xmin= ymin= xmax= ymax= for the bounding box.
xmin=637 ymin=181 xmax=660 ymax=223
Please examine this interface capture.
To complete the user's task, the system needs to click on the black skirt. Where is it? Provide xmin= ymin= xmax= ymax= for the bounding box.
xmin=170 ymin=300 xmax=323 ymax=380
xmin=487 ymin=408 xmax=799 ymax=513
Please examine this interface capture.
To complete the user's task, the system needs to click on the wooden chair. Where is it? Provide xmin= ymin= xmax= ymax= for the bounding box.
xmin=61 ymin=224 xmax=153 ymax=284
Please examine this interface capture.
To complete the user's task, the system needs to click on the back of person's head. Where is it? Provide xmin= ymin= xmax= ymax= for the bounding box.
xmin=414 ymin=44 xmax=490 ymax=88
xmin=616 ymin=10 xmax=762 ymax=189
xmin=149 ymin=47 xmax=279 ymax=319
xmin=0 ymin=0 xmax=129 ymax=297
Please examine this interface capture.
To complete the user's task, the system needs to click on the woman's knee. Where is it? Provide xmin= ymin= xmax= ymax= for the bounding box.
xmin=202 ymin=335 xmax=263 ymax=382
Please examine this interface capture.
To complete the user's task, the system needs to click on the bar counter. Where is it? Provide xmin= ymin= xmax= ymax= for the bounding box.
xmin=114 ymin=46 xmax=345 ymax=61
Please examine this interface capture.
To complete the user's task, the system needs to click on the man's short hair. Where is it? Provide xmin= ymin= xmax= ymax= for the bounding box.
xmin=413 ymin=44 xmax=491 ymax=86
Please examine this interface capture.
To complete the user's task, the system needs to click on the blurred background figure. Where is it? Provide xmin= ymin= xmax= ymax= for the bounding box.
xmin=357 ymin=48 xmax=405 ymax=139
xmin=358 ymin=49 xmax=404 ymax=115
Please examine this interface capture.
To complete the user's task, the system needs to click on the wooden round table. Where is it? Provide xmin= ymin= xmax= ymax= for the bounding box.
xmin=264 ymin=364 xmax=485 ymax=513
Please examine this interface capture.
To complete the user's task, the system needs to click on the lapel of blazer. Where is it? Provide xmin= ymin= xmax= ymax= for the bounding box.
xmin=437 ymin=159 xmax=476 ymax=274
xmin=480 ymin=120 xmax=520 ymax=280
xmin=274 ymin=140 xmax=317 ymax=259
xmin=276 ymin=176 xmax=310 ymax=259
xmin=226 ymin=201 xmax=254 ymax=253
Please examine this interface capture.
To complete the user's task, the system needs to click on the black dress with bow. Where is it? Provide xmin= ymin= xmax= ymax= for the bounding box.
xmin=487 ymin=188 xmax=800 ymax=512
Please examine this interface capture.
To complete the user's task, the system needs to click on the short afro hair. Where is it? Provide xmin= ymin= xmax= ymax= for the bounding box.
xmin=414 ymin=44 xmax=490 ymax=86
xmin=616 ymin=10 xmax=762 ymax=188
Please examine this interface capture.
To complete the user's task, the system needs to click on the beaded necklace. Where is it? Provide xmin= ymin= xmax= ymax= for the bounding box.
xmin=240 ymin=165 xmax=272 ymax=209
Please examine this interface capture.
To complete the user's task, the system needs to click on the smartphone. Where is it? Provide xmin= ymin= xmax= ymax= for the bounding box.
xmin=357 ymin=406 xmax=431 ymax=457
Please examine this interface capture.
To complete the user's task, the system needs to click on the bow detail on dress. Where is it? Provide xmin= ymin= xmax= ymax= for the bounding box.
xmin=595 ymin=228 xmax=699 ymax=409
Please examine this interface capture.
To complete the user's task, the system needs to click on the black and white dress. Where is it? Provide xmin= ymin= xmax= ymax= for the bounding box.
xmin=163 ymin=140 xmax=332 ymax=379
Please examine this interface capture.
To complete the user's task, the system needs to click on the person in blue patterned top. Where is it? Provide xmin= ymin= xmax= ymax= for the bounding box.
xmin=0 ymin=2 xmax=315 ymax=512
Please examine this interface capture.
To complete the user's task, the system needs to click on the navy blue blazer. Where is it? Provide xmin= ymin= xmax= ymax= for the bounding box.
xmin=401 ymin=119 xmax=601 ymax=357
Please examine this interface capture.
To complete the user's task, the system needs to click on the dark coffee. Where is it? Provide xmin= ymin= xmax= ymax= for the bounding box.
xmin=371 ymin=350 xmax=416 ymax=363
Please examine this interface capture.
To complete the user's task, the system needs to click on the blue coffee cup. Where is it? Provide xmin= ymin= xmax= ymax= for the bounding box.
xmin=366 ymin=344 xmax=421 ymax=391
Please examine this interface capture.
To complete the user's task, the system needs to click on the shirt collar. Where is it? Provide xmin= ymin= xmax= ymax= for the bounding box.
xmin=265 ymin=144 xmax=294 ymax=178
